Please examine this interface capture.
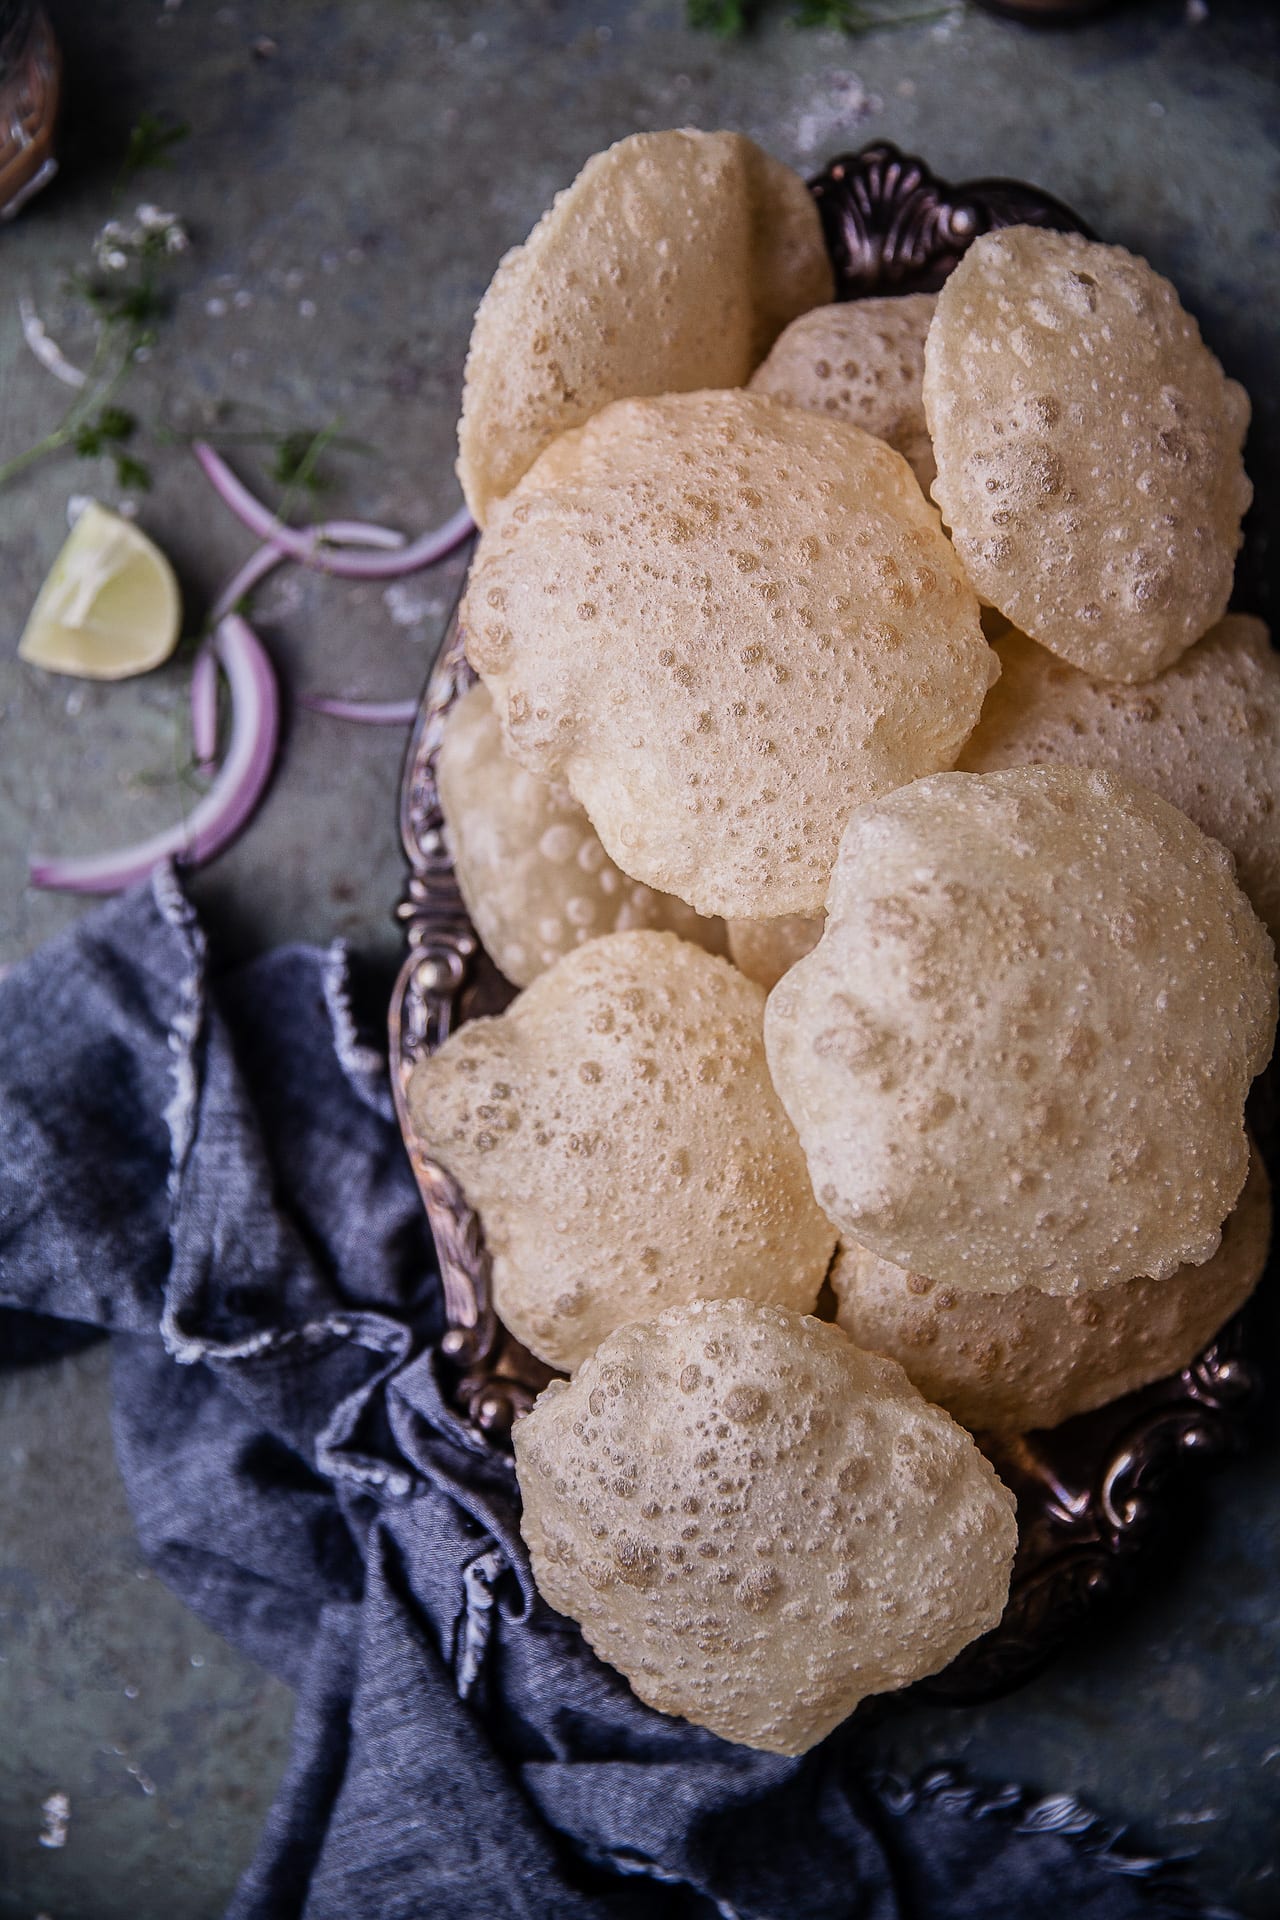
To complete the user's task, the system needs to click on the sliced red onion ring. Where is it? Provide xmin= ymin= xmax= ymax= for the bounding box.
xmin=30 ymin=614 xmax=280 ymax=895
xmin=207 ymin=521 xmax=406 ymax=626
xmin=300 ymin=695 xmax=418 ymax=725
xmin=209 ymin=542 xmax=287 ymax=626
xmin=190 ymin=642 xmax=220 ymax=774
xmin=194 ymin=441 xmax=473 ymax=578
xmin=316 ymin=520 xmax=407 ymax=547
xmin=19 ymin=296 xmax=87 ymax=389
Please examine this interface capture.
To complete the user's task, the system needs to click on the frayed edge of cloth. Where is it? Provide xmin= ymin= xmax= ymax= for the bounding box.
xmin=152 ymin=862 xmax=207 ymax=1212
xmin=870 ymin=1766 xmax=1241 ymax=1918
xmin=454 ymin=1543 xmax=506 ymax=1702
xmin=322 ymin=939 xmax=392 ymax=1116
xmin=592 ymin=1848 xmax=744 ymax=1920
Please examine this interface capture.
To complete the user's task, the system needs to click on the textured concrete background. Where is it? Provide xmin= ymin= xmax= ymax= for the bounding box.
xmin=1 ymin=1 xmax=1278 ymax=1915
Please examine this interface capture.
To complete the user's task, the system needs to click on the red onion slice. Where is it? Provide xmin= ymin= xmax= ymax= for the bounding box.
xmin=315 ymin=520 xmax=407 ymax=548
xmin=207 ymin=520 xmax=405 ymax=625
xmin=209 ymin=543 xmax=287 ymax=626
xmin=194 ymin=442 xmax=473 ymax=578
xmin=30 ymin=614 xmax=280 ymax=895
xmin=19 ymin=296 xmax=88 ymax=389
xmin=300 ymin=695 xmax=418 ymax=725
xmin=190 ymin=641 xmax=220 ymax=774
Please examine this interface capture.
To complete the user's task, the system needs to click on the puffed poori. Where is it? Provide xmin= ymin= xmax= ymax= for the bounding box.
xmin=765 ymin=767 xmax=1277 ymax=1295
xmin=727 ymin=914 xmax=824 ymax=991
xmin=515 ymin=1299 xmax=1017 ymax=1753
xmin=457 ymin=129 xmax=832 ymax=524
xmin=407 ymin=931 xmax=836 ymax=1371
xmin=464 ymin=388 xmax=995 ymax=919
xmin=438 ymin=681 xmax=726 ymax=986
xmin=832 ymin=1144 xmax=1271 ymax=1434
xmin=924 ymin=227 xmax=1251 ymax=682
xmin=958 ymin=615 xmax=1280 ymax=946
xmin=750 ymin=294 xmax=937 ymax=491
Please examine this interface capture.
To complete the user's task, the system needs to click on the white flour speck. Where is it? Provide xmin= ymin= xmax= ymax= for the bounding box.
xmin=38 ymin=1792 xmax=70 ymax=1849
xmin=382 ymin=582 xmax=435 ymax=628
xmin=790 ymin=73 xmax=881 ymax=157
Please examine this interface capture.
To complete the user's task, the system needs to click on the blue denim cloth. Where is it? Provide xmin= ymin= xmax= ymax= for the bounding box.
xmin=0 ymin=873 xmax=1236 ymax=1920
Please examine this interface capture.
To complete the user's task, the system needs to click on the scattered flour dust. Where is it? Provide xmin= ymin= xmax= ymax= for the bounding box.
xmin=37 ymin=1790 xmax=69 ymax=1849
xmin=790 ymin=74 xmax=883 ymax=157
xmin=383 ymin=582 xmax=444 ymax=629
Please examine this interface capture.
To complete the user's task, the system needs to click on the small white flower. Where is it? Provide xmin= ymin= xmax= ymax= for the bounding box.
xmin=102 ymin=248 xmax=129 ymax=272
xmin=165 ymin=225 xmax=190 ymax=253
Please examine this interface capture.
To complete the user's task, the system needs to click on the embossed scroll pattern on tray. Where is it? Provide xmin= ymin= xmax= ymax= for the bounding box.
xmin=390 ymin=142 xmax=1261 ymax=1698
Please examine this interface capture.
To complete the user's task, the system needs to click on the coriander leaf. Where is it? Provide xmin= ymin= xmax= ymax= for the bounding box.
xmin=270 ymin=421 xmax=342 ymax=513
xmin=122 ymin=112 xmax=190 ymax=183
xmin=687 ymin=0 xmax=758 ymax=32
xmin=113 ymin=453 xmax=152 ymax=491
xmin=95 ymin=406 xmax=137 ymax=444
xmin=271 ymin=429 xmax=327 ymax=489
xmin=73 ymin=405 xmax=138 ymax=460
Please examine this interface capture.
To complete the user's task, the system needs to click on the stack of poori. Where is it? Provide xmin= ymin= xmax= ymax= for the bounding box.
xmin=407 ymin=129 xmax=1277 ymax=1755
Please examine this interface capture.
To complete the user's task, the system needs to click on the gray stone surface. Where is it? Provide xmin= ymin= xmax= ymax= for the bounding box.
xmin=0 ymin=1343 xmax=294 ymax=1918
xmin=1 ymin=1 xmax=1277 ymax=1915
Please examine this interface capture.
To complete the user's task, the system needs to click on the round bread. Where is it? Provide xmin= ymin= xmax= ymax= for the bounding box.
xmin=406 ymin=931 xmax=836 ymax=1370
xmin=457 ymin=128 xmax=832 ymax=524
xmin=924 ymin=226 xmax=1252 ymax=682
xmin=958 ymin=615 xmax=1280 ymax=947
xmin=439 ymin=681 xmax=726 ymax=986
xmin=764 ymin=767 xmax=1277 ymax=1295
xmin=727 ymin=914 xmax=823 ymax=991
xmin=514 ymin=1298 xmax=1017 ymax=1753
xmin=832 ymin=1145 xmax=1271 ymax=1435
xmin=750 ymin=294 xmax=937 ymax=491
xmin=464 ymin=388 xmax=994 ymax=920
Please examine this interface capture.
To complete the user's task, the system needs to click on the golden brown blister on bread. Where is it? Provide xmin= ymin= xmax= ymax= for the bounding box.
xmin=438 ymin=681 xmax=726 ymax=986
xmin=750 ymin=294 xmax=937 ymax=491
xmin=457 ymin=129 xmax=832 ymax=523
xmin=406 ymin=931 xmax=836 ymax=1371
xmin=465 ymin=388 xmax=994 ymax=920
xmin=515 ymin=1299 xmax=1017 ymax=1753
xmin=765 ymin=767 xmax=1277 ymax=1295
xmin=832 ymin=1145 xmax=1271 ymax=1434
xmin=959 ymin=615 xmax=1280 ymax=946
xmin=924 ymin=227 xmax=1251 ymax=682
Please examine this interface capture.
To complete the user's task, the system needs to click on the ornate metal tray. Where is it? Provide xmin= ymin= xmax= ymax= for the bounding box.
xmin=389 ymin=142 xmax=1263 ymax=1702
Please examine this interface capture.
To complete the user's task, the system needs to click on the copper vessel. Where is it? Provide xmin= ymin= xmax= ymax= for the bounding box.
xmin=0 ymin=3 xmax=59 ymax=222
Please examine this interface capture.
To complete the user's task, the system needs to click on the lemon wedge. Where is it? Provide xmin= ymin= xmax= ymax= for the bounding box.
xmin=17 ymin=502 xmax=182 ymax=680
